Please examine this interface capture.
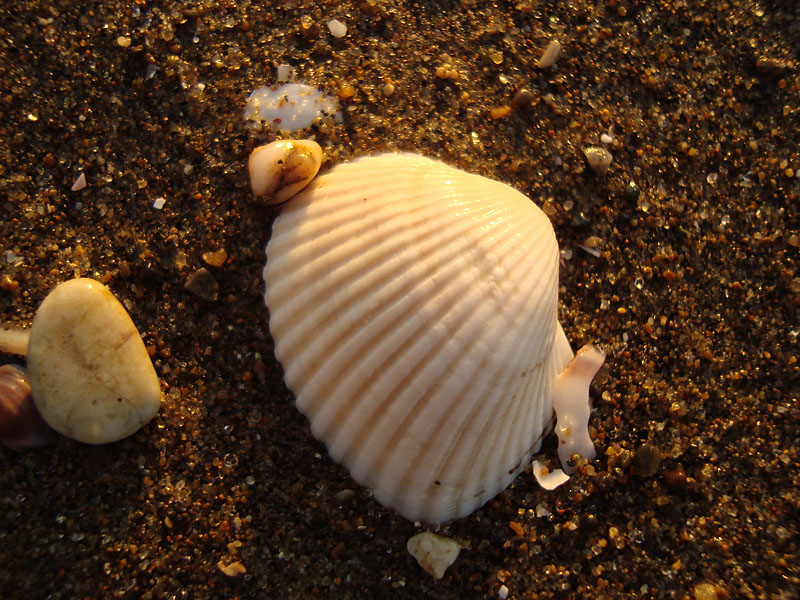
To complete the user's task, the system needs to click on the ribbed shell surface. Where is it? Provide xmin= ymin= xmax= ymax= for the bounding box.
xmin=264 ymin=153 xmax=574 ymax=523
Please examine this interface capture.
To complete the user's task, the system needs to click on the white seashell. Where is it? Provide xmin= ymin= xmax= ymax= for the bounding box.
xmin=263 ymin=153 xmax=597 ymax=523
xmin=248 ymin=139 xmax=323 ymax=204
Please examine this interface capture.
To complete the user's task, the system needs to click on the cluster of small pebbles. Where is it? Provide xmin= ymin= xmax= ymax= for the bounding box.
xmin=0 ymin=1 xmax=797 ymax=599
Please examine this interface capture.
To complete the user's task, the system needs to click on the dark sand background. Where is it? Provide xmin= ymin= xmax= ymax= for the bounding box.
xmin=1 ymin=1 xmax=798 ymax=598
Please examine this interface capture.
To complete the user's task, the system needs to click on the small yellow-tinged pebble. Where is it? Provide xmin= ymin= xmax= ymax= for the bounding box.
xmin=217 ymin=560 xmax=246 ymax=577
xmin=202 ymin=249 xmax=228 ymax=267
xmin=490 ymin=105 xmax=511 ymax=119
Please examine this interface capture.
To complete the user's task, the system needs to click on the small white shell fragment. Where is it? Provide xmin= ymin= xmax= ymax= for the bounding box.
xmin=600 ymin=133 xmax=614 ymax=145
xmin=26 ymin=278 xmax=161 ymax=444
xmin=264 ymin=153 xmax=582 ymax=523
xmin=532 ymin=460 xmax=570 ymax=490
xmin=276 ymin=63 xmax=295 ymax=82
xmin=537 ymin=40 xmax=562 ymax=68
xmin=152 ymin=196 xmax=166 ymax=210
xmin=327 ymin=19 xmax=347 ymax=38
xmin=552 ymin=345 xmax=605 ymax=473
xmin=407 ymin=532 xmax=462 ymax=579
xmin=248 ymin=139 xmax=323 ymax=204
xmin=583 ymin=146 xmax=613 ymax=175
xmin=71 ymin=172 xmax=86 ymax=191
xmin=244 ymin=83 xmax=341 ymax=131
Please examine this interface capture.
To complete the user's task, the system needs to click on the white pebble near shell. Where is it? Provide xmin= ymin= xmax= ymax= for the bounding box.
xmin=407 ymin=532 xmax=462 ymax=579
xmin=27 ymin=278 xmax=161 ymax=444
xmin=249 ymin=139 xmax=323 ymax=204
xmin=263 ymin=153 xmax=604 ymax=523
xmin=583 ymin=146 xmax=613 ymax=175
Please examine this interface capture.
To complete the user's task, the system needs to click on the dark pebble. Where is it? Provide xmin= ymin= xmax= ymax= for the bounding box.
xmin=632 ymin=443 xmax=662 ymax=477
xmin=184 ymin=268 xmax=219 ymax=301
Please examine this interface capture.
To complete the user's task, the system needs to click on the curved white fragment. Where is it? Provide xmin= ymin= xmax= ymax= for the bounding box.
xmin=552 ymin=344 xmax=605 ymax=473
xmin=249 ymin=140 xmax=323 ymax=204
xmin=532 ymin=459 xmax=570 ymax=490
xmin=0 ymin=328 xmax=30 ymax=356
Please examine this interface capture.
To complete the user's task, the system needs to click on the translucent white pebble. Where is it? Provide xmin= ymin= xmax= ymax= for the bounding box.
xmin=244 ymin=83 xmax=341 ymax=131
xmin=537 ymin=40 xmax=562 ymax=68
xmin=263 ymin=153 xmax=603 ymax=523
xmin=249 ymin=139 xmax=323 ymax=204
xmin=583 ymin=146 xmax=613 ymax=175
xmin=407 ymin=532 xmax=461 ymax=579
xmin=327 ymin=19 xmax=347 ymax=38
xmin=553 ymin=345 xmax=605 ymax=473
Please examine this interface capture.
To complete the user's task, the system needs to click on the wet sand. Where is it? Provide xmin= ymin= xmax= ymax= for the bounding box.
xmin=1 ymin=2 xmax=798 ymax=598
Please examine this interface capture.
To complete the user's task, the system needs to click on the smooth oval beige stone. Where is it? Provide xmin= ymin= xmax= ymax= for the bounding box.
xmin=27 ymin=278 xmax=161 ymax=444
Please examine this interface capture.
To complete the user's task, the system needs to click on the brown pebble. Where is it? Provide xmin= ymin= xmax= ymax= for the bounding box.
xmin=632 ymin=443 xmax=661 ymax=477
xmin=330 ymin=541 xmax=345 ymax=559
xmin=118 ymin=261 xmax=132 ymax=279
xmin=663 ymin=465 xmax=687 ymax=490
xmin=0 ymin=274 xmax=19 ymax=292
xmin=755 ymin=56 xmax=794 ymax=76
xmin=184 ymin=268 xmax=219 ymax=301
xmin=510 ymin=89 xmax=536 ymax=109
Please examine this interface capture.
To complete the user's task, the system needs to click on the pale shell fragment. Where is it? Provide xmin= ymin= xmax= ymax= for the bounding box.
xmin=532 ymin=459 xmax=570 ymax=490
xmin=264 ymin=153 xmax=579 ymax=523
xmin=537 ymin=40 xmax=562 ymax=68
xmin=553 ymin=344 xmax=605 ymax=473
xmin=407 ymin=532 xmax=462 ymax=579
xmin=249 ymin=139 xmax=323 ymax=204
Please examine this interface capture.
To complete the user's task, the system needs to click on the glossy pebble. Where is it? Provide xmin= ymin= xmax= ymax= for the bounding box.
xmin=27 ymin=278 xmax=161 ymax=444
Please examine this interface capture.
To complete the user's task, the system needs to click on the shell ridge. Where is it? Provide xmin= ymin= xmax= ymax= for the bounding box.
xmin=278 ymin=203 xmax=524 ymax=411
xmin=426 ymin=245 xmax=560 ymax=519
xmin=279 ymin=186 xmax=539 ymax=415
xmin=321 ymin=209 xmax=530 ymax=461
xmin=266 ymin=196 xmax=506 ymax=341
xmin=386 ymin=227 xmax=560 ymax=520
xmin=347 ymin=218 xmax=558 ymax=519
